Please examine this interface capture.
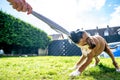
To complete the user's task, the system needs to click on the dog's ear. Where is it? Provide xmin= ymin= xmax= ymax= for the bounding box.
xmin=86 ymin=37 xmax=96 ymax=49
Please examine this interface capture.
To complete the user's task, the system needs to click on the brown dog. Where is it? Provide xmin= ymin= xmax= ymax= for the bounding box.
xmin=69 ymin=29 xmax=120 ymax=76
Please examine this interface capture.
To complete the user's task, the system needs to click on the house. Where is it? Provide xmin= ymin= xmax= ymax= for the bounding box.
xmin=86 ymin=25 xmax=120 ymax=36
xmin=85 ymin=25 xmax=120 ymax=43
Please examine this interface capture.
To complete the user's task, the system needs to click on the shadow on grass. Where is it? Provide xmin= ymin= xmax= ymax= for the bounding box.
xmin=82 ymin=63 xmax=120 ymax=80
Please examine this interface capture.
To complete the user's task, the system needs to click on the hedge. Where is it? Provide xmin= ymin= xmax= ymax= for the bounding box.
xmin=0 ymin=10 xmax=51 ymax=54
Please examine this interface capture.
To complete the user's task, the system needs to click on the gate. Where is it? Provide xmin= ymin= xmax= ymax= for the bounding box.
xmin=48 ymin=39 xmax=82 ymax=56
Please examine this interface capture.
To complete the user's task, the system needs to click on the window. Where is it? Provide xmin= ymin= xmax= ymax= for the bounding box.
xmin=104 ymin=30 xmax=109 ymax=36
xmin=95 ymin=32 xmax=99 ymax=35
xmin=117 ymin=28 xmax=120 ymax=35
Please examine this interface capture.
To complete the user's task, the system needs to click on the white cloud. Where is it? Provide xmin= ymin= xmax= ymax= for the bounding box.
xmin=109 ymin=6 xmax=120 ymax=26
xmin=94 ymin=0 xmax=106 ymax=10
xmin=77 ymin=0 xmax=106 ymax=12
xmin=76 ymin=0 xmax=107 ymax=30
xmin=26 ymin=0 xmax=107 ymax=31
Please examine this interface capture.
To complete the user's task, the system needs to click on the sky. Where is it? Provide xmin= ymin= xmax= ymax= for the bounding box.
xmin=0 ymin=0 xmax=120 ymax=35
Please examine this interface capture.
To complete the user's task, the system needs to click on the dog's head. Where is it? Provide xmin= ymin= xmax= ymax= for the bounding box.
xmin=69 ymin=29 xmax=96 ymax=49
xmin=69 ymin=29 xmax=84 ymax=44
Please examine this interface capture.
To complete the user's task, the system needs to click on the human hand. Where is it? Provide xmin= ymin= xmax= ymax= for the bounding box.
xmin=7 ymin=0 xmax=32 ymax=14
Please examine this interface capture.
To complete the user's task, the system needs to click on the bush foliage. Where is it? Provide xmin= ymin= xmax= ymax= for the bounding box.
xmin=0 ymin=10 xmax=51 ymax=54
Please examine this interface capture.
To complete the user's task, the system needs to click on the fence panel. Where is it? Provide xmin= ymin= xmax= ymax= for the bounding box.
xmin=48 ymin=39 xmax=82 ymax=56
xmin=48 ymin=35 xmax=120 ymax=56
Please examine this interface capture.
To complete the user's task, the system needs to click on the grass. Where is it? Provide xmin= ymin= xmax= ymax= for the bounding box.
xmin=0 ymin=56 xmax=120 ymax=80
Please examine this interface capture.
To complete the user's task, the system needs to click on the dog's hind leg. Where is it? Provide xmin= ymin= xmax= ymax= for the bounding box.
xmin=94 ymin=57 xmax=100 ymax=66
xmin=104 ymin=43 xmax=120 ymax=72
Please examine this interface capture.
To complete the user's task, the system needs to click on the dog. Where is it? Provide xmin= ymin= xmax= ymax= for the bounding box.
xmin=69 ymin=29 xmax=120 ymax=76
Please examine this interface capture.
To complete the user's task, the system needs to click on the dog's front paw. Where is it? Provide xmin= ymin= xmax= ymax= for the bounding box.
xmin=69 ymin=70 xmax=80 ymax=76
xmin=116 ymin=68 xmax=120 ymax=72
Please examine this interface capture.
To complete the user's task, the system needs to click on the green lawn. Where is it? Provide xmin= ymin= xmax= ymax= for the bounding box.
xmin=0 ymin=56 xmax=120 ymax=80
